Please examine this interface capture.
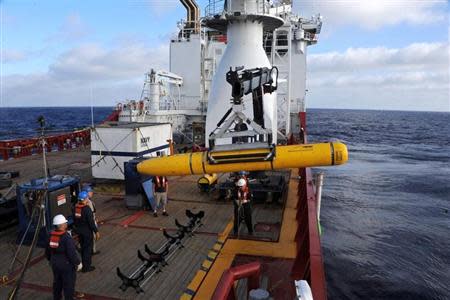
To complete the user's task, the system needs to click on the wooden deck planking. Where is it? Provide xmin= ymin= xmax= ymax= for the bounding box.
xmin=131 ymin=200 xmax=233 ymax=235
xmin=1 ymin=149 xmax=295 ymax=299
xmin=143 ymin=235 xmax=217 ymax=300
xmin=0 ymin=219 xmax=221 ymax=299
xmin=0 ymin=149 xmax=92 ymax=195
xmin=0 ymin=149 xmax=232 ymax=299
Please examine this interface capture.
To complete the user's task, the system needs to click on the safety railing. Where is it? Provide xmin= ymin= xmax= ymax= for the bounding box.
xmin=302 ymin=31 xmax=317 ymax=43
xmin=0 ymin=129 xmax=91 ymax=161
xmin=204 ymin=0 xmax=225 ymax=17
xmin=211 ymin=261 xmax=261 ymax=300
xmin=204 ymin=0 xmax=275 ymax=18
xmin=173 ymin=21 xmax=205 ymax=42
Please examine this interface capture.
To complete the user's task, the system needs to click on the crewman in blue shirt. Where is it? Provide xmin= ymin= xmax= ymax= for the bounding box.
xmin=46 ymin=214 xmax=82 ymax=300
xmin=74 ymin=191 xmax=100 ymax=273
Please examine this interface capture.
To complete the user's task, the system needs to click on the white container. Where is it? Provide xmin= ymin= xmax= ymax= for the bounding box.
xmin=91 ymin=122 xmax=172 ymax=180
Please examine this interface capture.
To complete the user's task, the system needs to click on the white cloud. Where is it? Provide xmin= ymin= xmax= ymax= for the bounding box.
xmin=47 ymin=13 xmax=90 ymax=43
xmin=1 ymin=42 xmax=169 ymax=106
xmin=2 ymin=49 xmax=27 ymax=63
xmin=48 ymin=43 xmax=169 ymax=80
xmin=147 ymin=0 xmax=180 ymax=17
xmin=309 ymin=42 xmax=447 ymax=71
xmin=295 ymin=0 xmax=448 ymax=30
xmin=3 ymin=41 xmax=448 ymax=111
xmin=306 ymin=42 xmax=450 ymax=111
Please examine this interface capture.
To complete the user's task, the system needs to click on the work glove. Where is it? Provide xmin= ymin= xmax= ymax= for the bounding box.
xmin=95 ymin=232 xmax=100 ymax=241
xmin=77 ymin=263 xmax=83 ymax=272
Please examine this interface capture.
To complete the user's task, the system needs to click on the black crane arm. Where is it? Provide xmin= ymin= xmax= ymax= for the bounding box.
xmin=226 ymin=66 xmax=278 ymax=103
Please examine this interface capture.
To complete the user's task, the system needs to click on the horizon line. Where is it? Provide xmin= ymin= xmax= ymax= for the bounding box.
xmin=0 ymin=106 xmax=448 ymax=113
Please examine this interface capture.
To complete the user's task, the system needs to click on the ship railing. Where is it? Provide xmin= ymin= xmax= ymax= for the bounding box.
xmin=173 ymin=21 xmax=205 ymax=42
xmin=287 ymin=113 xmax=327 ymax=300
xmin=268 ymin=1 xmax=292 ymax=17
xmin=301 ymin=31 xmax=317 ymax=43
xmin=159 ymin=96 xmax=206 ymax=112
xmin=0 ymin=129 xmax=91 ymax=161
xmin=212 ymin=261 xmax=261 ymax=300
xmin=204 ymin=0 xmax=224 ymax=17
xmin=121 ymin=100 xmax=205 ymax=113
xmin=204 ymin=0 xmax=277 ymax=18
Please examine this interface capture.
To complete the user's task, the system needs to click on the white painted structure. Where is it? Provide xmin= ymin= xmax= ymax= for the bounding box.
xmin=266 ymin=10 xmax=322 ymax=135
xmin=204 ymin=0 xmax=284 ymax=147
xmin=113 ymin=0 xmax=321 ymax=144
xmin=117 ymin=25 xmax=227 ymax=144
xmin=91 ymin=122 xmax=172 ymax=180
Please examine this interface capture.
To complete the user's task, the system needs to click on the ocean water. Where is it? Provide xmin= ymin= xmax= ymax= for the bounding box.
xmin=0 ymin=107 xmax=449 ymax=299
xmin=0 ymin=107 xmax=112 ymax=140
xmin=308 ymin=109 xmax=450 ymax=300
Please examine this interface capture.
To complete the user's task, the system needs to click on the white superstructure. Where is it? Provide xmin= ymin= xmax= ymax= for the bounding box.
xmin=115 ymin=0 xmax=321 ymax=145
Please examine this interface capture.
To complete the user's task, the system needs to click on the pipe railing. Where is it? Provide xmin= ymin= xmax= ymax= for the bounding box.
xmin=0 ymin=129 xmax=91 ymax=161
xmin=204 ymin=0 xmax=286 ymax=18
xmin=212 ymin=261 xmax=261 ymax=300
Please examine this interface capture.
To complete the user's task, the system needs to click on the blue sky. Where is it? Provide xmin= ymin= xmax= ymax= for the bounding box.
xmin=1 ymin=0 xmax=449 ymax=111
xmin=2 ymin=0 xmax=184 ymax=73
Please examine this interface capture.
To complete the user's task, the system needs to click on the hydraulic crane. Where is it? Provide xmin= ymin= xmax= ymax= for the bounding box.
xmin=208 ymin=66 xmax=278 ymax=152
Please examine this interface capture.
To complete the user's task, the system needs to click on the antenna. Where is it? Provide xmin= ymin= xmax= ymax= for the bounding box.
xmin=90 ymin=85 xmax=94 ymax=128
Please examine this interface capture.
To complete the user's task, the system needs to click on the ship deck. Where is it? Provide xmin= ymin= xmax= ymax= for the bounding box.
xmin=0 ymin=149 xmax=297 ymax=299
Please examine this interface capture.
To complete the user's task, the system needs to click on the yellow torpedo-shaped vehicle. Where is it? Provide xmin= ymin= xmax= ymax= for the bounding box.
xmin=137 ymin=142 xmax=348 ymax=176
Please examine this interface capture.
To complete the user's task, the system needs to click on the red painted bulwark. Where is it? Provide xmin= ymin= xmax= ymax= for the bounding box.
xmin=291 ymin=111 xmax=327 ymax=300
xmin=305 ymin=168 xmax=327 ymax=300
xmin=0 ymin=129 xmax=90 ymax=161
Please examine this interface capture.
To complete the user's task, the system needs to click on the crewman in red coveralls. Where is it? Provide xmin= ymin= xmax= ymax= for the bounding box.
xmin=46 ymin=214 xmax=82 ymax=300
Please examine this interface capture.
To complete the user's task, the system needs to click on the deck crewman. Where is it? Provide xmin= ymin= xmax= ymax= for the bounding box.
xmin=82 ymin=185 xmax=100 ymax=255
xmin=152 ymin=175 xmax=169 ymax=217
xmin=46 ymin=214 xmax=82 ymax=300
xmin=233 ymin=172 xmax=253 ymax=235
xmin=74 ymin=191 xmax=100 ymax=273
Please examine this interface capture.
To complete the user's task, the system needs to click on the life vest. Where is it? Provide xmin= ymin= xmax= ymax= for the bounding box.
xmin=49 ymin=230 xmax=65 ymax=248
xmin=155 ymin=176 xmax=166 ymax=188
xmin=237 ymin=186 xmax=250 ymax=203
xmin=75 ymin=203 xmax=86 ymax=218
xmin=88 ymin=198 xmax=96 ymax=213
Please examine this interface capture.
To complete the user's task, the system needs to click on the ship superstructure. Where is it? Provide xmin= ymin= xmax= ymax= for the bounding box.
xmin=117 ymin=0 xmax=321 ymax=145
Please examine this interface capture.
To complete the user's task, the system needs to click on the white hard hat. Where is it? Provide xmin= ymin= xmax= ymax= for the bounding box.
xmin=53 ymin=214 xmax=68 ymax=226
xmin=236 ymin=178 xmax=246 ymax=187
